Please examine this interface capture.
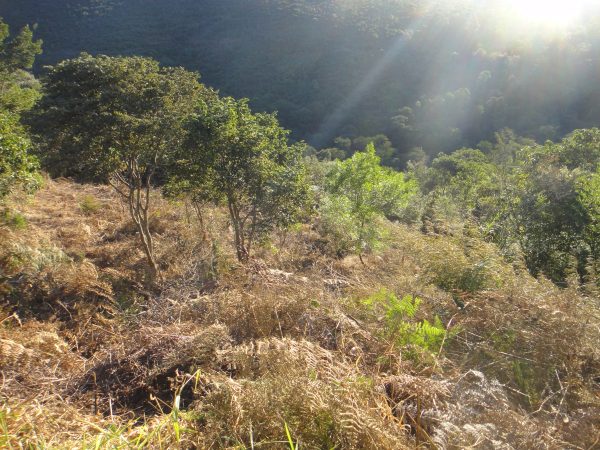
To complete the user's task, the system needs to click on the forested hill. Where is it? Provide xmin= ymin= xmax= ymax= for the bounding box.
xmin=3 ymin=0 xmax=600 ymax=160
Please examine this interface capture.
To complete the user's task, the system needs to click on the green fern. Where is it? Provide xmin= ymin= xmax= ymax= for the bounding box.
xmin=362 ymin=289 xmax=448 ymax=354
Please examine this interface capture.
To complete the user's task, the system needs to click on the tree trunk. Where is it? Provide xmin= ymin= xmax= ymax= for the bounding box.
xmin=138 ymin=201 xmax=159 ymax=278
xmin=228 ymin=197 xmax=248 ymax=262
xmin=192 ymin=200 xmax=209 ymax=242
xmin=110 ymin=159 xmax=161 ymax=282
xmin=359 ymin=253 xmax=366 ymax=266
xmin=128 ymin=183 xmax=160 ymax=281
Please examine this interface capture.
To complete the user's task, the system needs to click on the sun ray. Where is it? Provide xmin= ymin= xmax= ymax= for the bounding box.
xmin=506 ymin=0 xmax=588 ymax=26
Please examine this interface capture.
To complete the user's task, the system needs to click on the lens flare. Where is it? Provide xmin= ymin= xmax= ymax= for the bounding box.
xmin=507 ymin=0 xmax=587 ymax=26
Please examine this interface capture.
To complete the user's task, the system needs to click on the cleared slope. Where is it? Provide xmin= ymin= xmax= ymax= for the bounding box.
xmin=0 ymin=178 xmax=599 ymax=447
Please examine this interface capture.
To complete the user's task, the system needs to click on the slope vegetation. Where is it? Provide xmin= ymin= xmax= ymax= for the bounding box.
xmin=1 ymin=178 xmax=599 ymax=448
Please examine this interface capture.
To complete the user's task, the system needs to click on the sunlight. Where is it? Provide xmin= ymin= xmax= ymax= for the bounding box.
xmin=506 ymin=0 xmax=587 ymax=26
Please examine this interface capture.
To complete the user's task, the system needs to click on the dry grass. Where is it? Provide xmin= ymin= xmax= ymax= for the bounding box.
xmin=195 ymin=338 xmax=410 ymax=449
xmin=0 ymin=178 xmax=599 ymax=448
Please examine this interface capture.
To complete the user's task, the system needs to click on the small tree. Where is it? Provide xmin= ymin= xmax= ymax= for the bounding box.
xmin=321 ymin=143 xmax=416 ymax=262
xmin=0 ymin=19 xmax=41 ymax=201
xmin=0 ymin=112 xmax=39 ymax=199
xmin=29 ymin=54 xmax=204 ymax=280
xmin=578 ymin=168 xmax=600 ymax=261
xmin=0 ymin=20 xmax=43 ymax=114
xmin=177 ymin=97 xmax=309 ymax=261
xmin=510 ymin=131 xmax=600 ymax=283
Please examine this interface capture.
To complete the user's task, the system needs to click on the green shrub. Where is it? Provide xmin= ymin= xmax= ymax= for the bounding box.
xmin=512 ymin=360 xmax=541 ymax=406
xmin=421 ymin=230 xmax=510 ymax=294
xmin=0 ymin=112 xmax=40 ymax=199
xmin=5 ymin=243 xmax=71 ymax=273
xmin=431 ymin=258 xmax=490 ymax=293
xmin=79 ymin=194 xmax=101 ymax=215
xmin=318 ymin=194 xmax=362 ymax=256
xmin=319 ymin=143 xmax=417 ymax=260
xmin=0 ymin=208 xmax=27 ymax=230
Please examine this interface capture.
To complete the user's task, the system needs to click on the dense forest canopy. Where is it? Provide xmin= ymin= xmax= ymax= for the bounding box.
xmin=2 ymin=0 xmax=600 ymax=161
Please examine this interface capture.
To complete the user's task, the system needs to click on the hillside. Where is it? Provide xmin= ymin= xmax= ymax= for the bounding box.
xmin=2 ymin=0 xmax=600 ymax=157
xmin=2 ymin=177 xmax=599 ymax=448
xmin=2 ymin=3 xmax=600 ymax=448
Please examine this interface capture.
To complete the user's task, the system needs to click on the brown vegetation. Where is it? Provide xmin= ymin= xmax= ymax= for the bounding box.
xmin=1 ymin=178 xmax=599 ymax=448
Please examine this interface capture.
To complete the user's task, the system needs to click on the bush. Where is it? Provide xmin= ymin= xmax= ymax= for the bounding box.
xmin=319 ymin=194 xmax=366 ymax=256
xmin=319 ymin=143 xmax=416 ymax=259
xmin=78 ymin=194 xmax=101 ymax=215
xmin=421 ymin=228 xmax=511 ymax=294
xmin=0 ymin=112 xmax=39 ymax=199
xmin=0 ymin=208 xmax=27 ymax=230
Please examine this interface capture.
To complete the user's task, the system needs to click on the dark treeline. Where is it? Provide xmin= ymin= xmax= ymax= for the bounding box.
xmin=2 ymin=0 xmax=600 ymax=164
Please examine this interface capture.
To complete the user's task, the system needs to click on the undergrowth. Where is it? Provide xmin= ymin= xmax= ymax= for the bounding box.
xmin=0 ymin=179 xmax=599 ymax=449
xmin=361 ymin=289 xmax=449 ymax=361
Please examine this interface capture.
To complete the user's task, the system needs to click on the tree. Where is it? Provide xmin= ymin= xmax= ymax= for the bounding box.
xmin=351 ymin=134 xmax=397 ymax=167
xmin=0 ymin=19 xmax=41 ymax=201
xmin=29 ymin=54 xmax=204 ymax=280
xmin=321 ymin=143 xmax=416 ymax=262
xmin=423 ymin=148 xmax=498 ymax=213
xmin=578 ymin=168 xmax=600 ymax=263
xmin=176 ymin=96 xmax=309 ymax=261
xmin=0 ymin=112 xmax=39 ymax=199
xmin=511 ymin=132 xmax=600 ymax=283
xmin=0 ymin=20 xmax=43 ymax=114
